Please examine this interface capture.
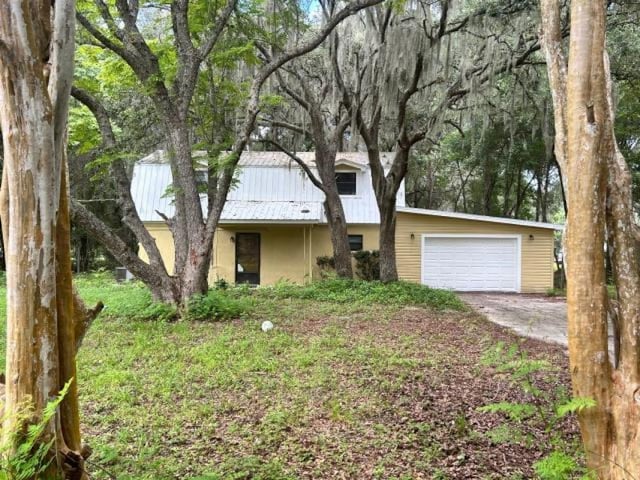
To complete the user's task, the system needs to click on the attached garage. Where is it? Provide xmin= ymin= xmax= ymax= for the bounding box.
xmin=396 ymin=208 xmax=562 ymax=293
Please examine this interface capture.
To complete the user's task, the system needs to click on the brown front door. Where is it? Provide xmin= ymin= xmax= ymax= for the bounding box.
xmin=235 ymin=233 xmax=260 ymax=285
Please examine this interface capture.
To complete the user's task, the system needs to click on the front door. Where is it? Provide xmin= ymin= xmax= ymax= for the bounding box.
xmin=235 ymin=233 xmax=260 ymax=285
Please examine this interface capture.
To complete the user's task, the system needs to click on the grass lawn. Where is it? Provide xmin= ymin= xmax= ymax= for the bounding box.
xmin=0 ymin=275 xmax=580 ymax=479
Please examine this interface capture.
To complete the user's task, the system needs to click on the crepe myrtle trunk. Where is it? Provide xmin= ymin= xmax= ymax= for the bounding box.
xmin=541 ymin=0 xmax=640 ymax=476
xmin=0 ymin=1 xmax=98 ymax=477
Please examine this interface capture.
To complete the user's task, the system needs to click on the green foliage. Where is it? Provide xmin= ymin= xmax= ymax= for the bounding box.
xmin=184 ymin=291 xmax=251 ymax=322
xmin=1 ymin=381 xmax=72 ymax=480
xmin=214 ymin=277 xmax=230 ymax=290
xmin=533 ymin=451 xmax=579 ymax=480
xmin=478 ymin=402 xmax=536 ymax=422
xmin=546 ymin=288 xmax=566 ymax=297
xmin=316 ymin=255 xmax=335 ymax=270
xmin=353 ymin=250 xmax=380 ymax=281
xmin=136 ymin=302 xmax=178 ymax=323
xmin=481 ymin=341 xmax=551 ymax=397
xmin=556 ymin=397 xmax=597 ymax=418
xmin=480 ymin=341 xmax=593 ymax=479
xmin=253 ymin=279 xmax=465 ymax=311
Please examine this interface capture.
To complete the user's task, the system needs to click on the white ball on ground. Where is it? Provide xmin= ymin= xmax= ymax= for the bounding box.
xmin=261 ymin=320 xmax=274 ymax=332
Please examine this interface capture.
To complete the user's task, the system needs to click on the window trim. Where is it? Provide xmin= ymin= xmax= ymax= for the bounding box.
xmin=336 ymin=171 xmax=357 ymax=196
xmin=348 ymin=234 xmax=364 ymax=251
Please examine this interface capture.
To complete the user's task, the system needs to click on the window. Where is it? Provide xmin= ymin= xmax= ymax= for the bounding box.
xmin=348 ymin=234 xmax=363 ymax=251
xmin=336 ymin=172 xmax=357 ymax=195
xmin=195 ymin=170 xmax=208 ymax=192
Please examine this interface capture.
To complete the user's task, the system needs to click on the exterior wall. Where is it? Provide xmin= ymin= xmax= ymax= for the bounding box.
xmin=140 ymin=223 xmax=176 ymax=274
xmin=395 ymin=212 xmax=555 ymax=293
xmin=140 ymin=222 xmax=380 ymax=286
xmin=212 ymin=225 xmax=310 ymax=285
xmin=141 ymin=215 xmax=555 ymax=292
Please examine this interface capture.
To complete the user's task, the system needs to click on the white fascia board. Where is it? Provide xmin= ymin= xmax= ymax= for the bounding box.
xmin=397 ymin=207 xmax=564 ymax=231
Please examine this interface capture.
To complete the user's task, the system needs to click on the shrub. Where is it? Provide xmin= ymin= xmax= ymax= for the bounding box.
xmin=214 ymin=278 xmax=230 ymax=290
xmin=353 ymin=250 xmax=380 ymax=280
xmin=316 ymin=255 xmax=335 ymax=271
xmin=184 ymin=290 xmax=251 ymax=322
xmin=135 ymin=302 xmax=178 ymax=322
xmin=254 ymin=279 xmax=465 ymax=311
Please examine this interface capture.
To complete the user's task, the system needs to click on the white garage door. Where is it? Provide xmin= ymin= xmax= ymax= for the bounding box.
xmin=421 ymin=236 xmax=520 ymax=292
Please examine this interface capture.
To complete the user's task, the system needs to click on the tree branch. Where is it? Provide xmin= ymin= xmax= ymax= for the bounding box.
xmin=70 ymin=87 xmax=170 ymax=278
xmin=262 ymin=139 xmax=327 ymax=193
xmin=205 ymin=0 xmax=385 ymax=243
xmin=70 ymin=199 xmax=171 ymax=288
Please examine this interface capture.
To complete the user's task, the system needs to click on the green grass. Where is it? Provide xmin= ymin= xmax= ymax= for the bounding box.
xmin=0 ymin=274 xmax=576 ymax=479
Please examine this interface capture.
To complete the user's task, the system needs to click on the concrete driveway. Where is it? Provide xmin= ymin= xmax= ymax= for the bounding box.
xmin=459 ymin=293 xmax=569 ymax=346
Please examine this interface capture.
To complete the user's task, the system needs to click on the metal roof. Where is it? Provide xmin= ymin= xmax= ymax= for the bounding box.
xmin=220 ymin=201 xmax=324 ymax=223
xmin=137 ymin=149 xmax=396 ymax=168
xmin=130 ymin=151 xmax=404 ymax=224
xmin=131 ymin=151 xmax=561 ymax=230
xmin=396 ymin=207 xmax=564 ymax=230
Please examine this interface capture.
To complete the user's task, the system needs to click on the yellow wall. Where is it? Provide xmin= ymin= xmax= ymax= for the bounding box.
xmin=395 ymin=212 xmax=555 ymax=293
xmin=140 ymin=222 xmax=381 ymax=285
xmin=140 ymin=223 xmax=176 ymax=273
xmin=212 ymin=225 xmax=310 ymax=285
xmin=141 ymin=216 xmax=555 ymax=292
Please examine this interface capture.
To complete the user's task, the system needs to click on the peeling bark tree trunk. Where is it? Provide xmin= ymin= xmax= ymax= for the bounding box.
xmin=0 ymin=1 xmax=99 ymax=478
xmin=541 ymin=0 xmax=640 ymax=477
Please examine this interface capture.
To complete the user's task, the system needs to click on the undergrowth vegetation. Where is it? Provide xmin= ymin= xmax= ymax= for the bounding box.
xmin=77 ymin=274 xmax=465 ymax=323
xmin=0 ymin=381 xmax=71 ymax=480
xmin=480 ymin=342 xmax=593 ymax=479
xmin=251 ymin=279 xmax=465 ymax=311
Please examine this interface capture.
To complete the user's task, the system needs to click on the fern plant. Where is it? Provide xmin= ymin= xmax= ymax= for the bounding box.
xmin=1 ymin=380 xmax=72 ymax=480
xmin=480 ymin=341 xmax=595 ymax=479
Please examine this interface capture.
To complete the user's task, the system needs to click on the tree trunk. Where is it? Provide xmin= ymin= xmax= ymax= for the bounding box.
xmin=0 ymin=1 xmax=90 ymax=477
xmin=379 ymin=195 xmax=398 ymax=282
xmin=541 ymin=0 xmax=640 ymax=476
xmin=324 ymin=191 xmax=353 ymax=278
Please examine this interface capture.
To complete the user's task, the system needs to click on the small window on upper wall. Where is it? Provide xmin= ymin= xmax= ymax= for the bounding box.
xmin=348 ymin=234 xmax=363 ymax=251
xmin=336 ymin=172 xmax=357 ymax=195
xmin=195 ymin=170 xmax=208 ymax=192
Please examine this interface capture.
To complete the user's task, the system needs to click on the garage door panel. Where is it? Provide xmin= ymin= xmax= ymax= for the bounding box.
xmin=422 ymin=236 xmax=519 ymax=292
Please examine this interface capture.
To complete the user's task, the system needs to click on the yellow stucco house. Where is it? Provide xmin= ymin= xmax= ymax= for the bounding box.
xmin=131 ymin=151 xmax=562 ymax=293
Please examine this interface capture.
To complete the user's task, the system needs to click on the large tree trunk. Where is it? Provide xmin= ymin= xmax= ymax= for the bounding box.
xmin=316 ymin=146 xmax=352 ymax=279
xmin=541 ymin=0 xmax=640 ymax=477
xmin=323 ymin=190 xmax=353 ymax=278
xmin=0 ymin=1 xmax=90 ymax=478
xmin=378 ymin=196 xmax=399 ymax=282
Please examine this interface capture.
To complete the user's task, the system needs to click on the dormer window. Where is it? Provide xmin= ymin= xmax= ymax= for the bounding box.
xmin=336 ymin=172 xmax=357 ymax=195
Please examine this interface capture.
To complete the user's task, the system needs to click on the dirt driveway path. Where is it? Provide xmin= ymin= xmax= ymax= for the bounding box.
xmin=459 ymin=293 xmax=569 ymax=347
